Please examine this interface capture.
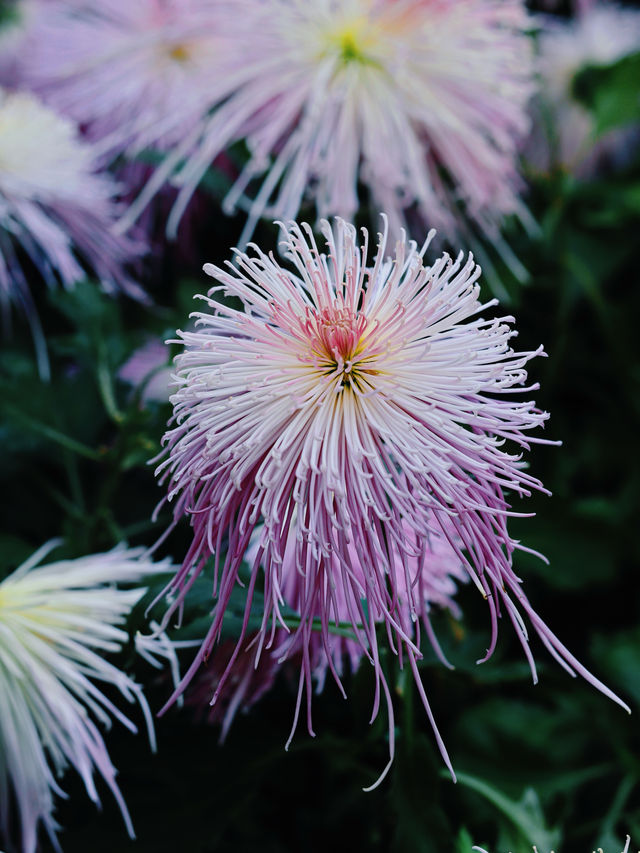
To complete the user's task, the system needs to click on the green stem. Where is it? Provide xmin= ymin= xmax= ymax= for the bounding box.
xmin=5 ymin=405 xmax=102 ymax=460
xmin=401 ymin=663 xmax=415 ymax=754
xmin=34 ymin=474 xmax=84 ymax=519
xmin=96 ymin=342 xmax=124 ymax=422
xmin=282 ymin=614 xmax=359 ymax=640
xmin=599 ymin=773 xmax=635 ymax=841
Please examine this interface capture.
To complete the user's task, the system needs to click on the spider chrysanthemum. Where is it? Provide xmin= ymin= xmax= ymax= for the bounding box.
xmin=0 ymin=542 xmax=174 ymax=853
xmin=122 ymin=0 xmax=535 ymax=241
xmin=157 ymin=218 xmax=628 ymax=784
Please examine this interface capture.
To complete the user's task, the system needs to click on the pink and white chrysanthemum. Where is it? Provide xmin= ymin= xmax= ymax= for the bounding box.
xmin=156 ymin=218 xmax=628 ymax=785
xmin=0 ymin=88 xmax=143 ymax=323
xmin=530 ymin=2 xmax=640 ymax=176
xmin=0 ymin=542 xmax=174 ymax=853
xmin=17 ymin=0 xmax=222 ymax=160
xmin=123 ymin=0 xmax=535 ymax=242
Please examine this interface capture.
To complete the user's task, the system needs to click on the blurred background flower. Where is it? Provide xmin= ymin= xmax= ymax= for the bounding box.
xmin=118 ymin=338 xmax=173 ymax=404
xmin=528 ymin=1 xmax=640 ymax=177
xmin=0 ymin=87 xmax=144 ymax=373
xmin=15 ymin=0 xmax=222 ymax=160
xmin=105 ymin=0 xmax=535 ymax=246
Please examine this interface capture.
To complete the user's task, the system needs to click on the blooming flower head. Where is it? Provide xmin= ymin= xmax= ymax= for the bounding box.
xmin=529 ymin=2 xmax=640 ymax=176
xmin=17 ymin=0 xmax=222 ymax=160
xmin=122 ymin=0 xmax=535 ymax=242
xmin=0 ymin=542 xmax=173 ymax=853
xmin=0 ymin=88 xmax=143 ymax=329
xmin=156 ymin=217 xmax=628 ymax=785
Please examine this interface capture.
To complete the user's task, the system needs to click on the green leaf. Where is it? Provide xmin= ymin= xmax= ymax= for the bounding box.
xmin=511 ymin=511 xmax=617 ymax=591
xmin=0 ymin=2 xmax=21 ymax=29
xmin=573 ymin=53 xmax=640 ymax=135
xmin=453 ymin=772 xmax=561 ymax=853
xmin=48 ymin=278 xmax=121 ymax=330
xmin=2 ymin=403 xmax=103 ymax=460
xmin=389 ymin=733 xmax=449 ymax=853
xmin=592 ymin=628 xmax=640 ymax=709
xmin=455 ymin=826 xmax=476 ymax=853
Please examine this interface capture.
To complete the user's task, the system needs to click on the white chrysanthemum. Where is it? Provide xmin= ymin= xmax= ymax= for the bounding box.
xmin=121 ymin=0 xmax=535 ymax=242
xmin=531 ymin=3 xmax=640 ymax=174
xmin=0 ymin=88 xmax=143 ymax=329
xmin=0 ymin=89 xmax=101 ymax=203
xmin=0 ymin=542 xmax=173 ymax=853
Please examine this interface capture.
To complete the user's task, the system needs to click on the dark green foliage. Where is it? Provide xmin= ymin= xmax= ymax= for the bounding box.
xmin=574 ymin=52 xmax=640 ymax=134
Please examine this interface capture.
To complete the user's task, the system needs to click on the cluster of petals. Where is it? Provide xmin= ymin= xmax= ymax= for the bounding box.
xmin=0 ymin=541 xmax=174 ymax=853
xmin=104 ymin=0 xmax=537 ymax=242
xmin=14 ymin=0 xmax=223 ymax=161
xmin=156 ymin=217 xmax=629 ymax=782
xmin=529 ymin=1 xmax=640 ymax=176
xmin=0 ymin=88 xmax=143 ymax=325
xmin=190 ymin=515 xmax=467 ymax=744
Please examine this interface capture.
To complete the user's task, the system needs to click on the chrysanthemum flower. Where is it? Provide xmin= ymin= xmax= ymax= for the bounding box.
xmin=121 ymin=0 xmax=535 ymax=242
xmin=529 ymin=2 xmax=640 ymax=176
xmin=0 ymin=88 xmax=143 ymax=333
xmin=0 ymin=541 xmax=173 ymax=853
xmin=156 ymin=218 xmax=628 ymax=785
xmin=17 ymin=0 xmax=222 ymax=160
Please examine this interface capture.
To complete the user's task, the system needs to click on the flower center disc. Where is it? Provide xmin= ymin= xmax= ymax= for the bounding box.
xmin=168 ymin=43 xmax=191 ymax=63
xmin=305 ymin=305 xmax=370 ymax=388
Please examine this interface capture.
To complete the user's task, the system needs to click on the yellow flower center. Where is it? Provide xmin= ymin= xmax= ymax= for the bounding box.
xmin=324 ymin=15 xmax=382 ymax=68
xmin=303 ymin=305 xmax=379 ymax=392
xmin=318 ymin=4 xmax=422 ymax=69
xmin=168 ymin=43 xmax=192 ymax=63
